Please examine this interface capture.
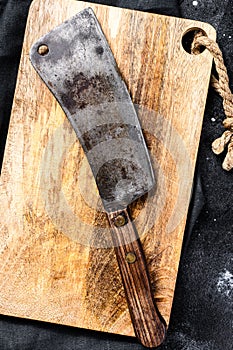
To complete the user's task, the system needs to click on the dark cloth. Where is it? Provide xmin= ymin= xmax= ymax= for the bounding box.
xmin=83 ymin=0 xmax=180 ymax=16
xmin=0 ymin=1 xmax=232 ymax=349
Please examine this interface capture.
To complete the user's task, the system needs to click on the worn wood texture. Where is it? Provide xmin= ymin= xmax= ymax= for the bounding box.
xmin=0 ymin=0 xmax=215 ymax=338
xmin=108 ymin=208 xmax=166 ymax=347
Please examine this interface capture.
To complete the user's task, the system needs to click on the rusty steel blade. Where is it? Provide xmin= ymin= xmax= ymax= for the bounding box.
xmin=30 ymin=8 xmax=154 ymax=212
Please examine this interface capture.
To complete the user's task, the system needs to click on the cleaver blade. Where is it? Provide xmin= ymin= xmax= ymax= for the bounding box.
xmin=30 ymin=8 xmax=166 ymax=348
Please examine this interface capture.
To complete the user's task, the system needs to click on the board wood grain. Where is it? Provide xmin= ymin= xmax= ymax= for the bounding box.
xmin=0 ymin=0 xmax=215 ymax=338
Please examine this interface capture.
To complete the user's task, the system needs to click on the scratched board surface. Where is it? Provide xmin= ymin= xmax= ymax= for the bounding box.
xmin=0 ymin=0 xmax=215 ymax=337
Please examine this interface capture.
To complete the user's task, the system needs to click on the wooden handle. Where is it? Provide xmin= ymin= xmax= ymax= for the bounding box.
xmin=107 ymin=208 xmax=166 ymax=348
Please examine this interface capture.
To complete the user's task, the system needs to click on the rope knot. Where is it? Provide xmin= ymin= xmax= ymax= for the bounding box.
xmin=192 ymin=32 xmax=233 ymax=171
xmin=223 ymin=117 xmax=233 ymax=131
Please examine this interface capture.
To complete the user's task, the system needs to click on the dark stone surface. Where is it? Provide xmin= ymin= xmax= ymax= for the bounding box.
xmin=0 ymin=1 xmax=232 ymax=349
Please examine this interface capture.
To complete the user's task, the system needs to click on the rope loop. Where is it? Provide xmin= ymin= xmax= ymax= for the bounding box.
xmin=192 ymin=31 xmax=233 ymax=171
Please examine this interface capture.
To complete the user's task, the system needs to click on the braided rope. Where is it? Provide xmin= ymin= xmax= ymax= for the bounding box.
xmin=192 ymin=32 xmax=233 ymax=171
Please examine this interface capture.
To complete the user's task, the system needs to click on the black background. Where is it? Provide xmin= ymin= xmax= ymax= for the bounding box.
xmin=0 ymin=1 xmax=232 ymax=349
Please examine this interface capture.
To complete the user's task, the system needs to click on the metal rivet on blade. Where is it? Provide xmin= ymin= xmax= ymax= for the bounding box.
xmin=113 ymin=213 xmax=127 ymax=227
xmin=37 ymin=44 xmax=49 ymax=56
xmin=126 ymin=252 xmax=137 ymax=264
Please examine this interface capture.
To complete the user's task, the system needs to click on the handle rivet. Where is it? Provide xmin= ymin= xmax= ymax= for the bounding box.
xmin=38 ymin=44 xmax=49 ymax=56
xmin=125 ymin=252 xmax=137 ymax=264
xmin=113 ymin=213 xmax=127 ymax=227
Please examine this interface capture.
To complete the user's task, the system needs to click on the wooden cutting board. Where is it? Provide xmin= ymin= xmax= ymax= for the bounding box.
xmin=0 ymin=0 xmax=215 ymax=338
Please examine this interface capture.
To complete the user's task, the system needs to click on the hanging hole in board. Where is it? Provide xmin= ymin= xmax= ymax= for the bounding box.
xmin=37 ymin=44 xmax=49 ymax=56
xmin=182 ymin=28 xmax=207 ymax=54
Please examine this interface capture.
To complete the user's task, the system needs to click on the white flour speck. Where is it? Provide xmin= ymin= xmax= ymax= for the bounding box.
xmin=211 ymin=117 xmax=216 ymax=122
xmin=229 ymin=35 xmax=232 ymax=39
xmin=217 ymin=270 xmax=233 ymax=299
xmin=193 ymin=0 xmax=198 ymax=6
xmin=173 ymin=331 xmax=212 ymax=349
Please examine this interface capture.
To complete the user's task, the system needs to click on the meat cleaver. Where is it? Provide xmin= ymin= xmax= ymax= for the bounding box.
xmin=30 ymin=8 xmax=166 ymax=348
